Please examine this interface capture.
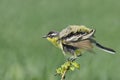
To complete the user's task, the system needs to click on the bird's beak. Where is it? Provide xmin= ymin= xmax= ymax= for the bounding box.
xmin=42 ymin=35 xmax=47 ymax=38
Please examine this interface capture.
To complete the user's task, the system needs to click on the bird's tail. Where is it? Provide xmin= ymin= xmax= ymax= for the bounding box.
xmin=91 ymin=39 xmax=116 ymax=54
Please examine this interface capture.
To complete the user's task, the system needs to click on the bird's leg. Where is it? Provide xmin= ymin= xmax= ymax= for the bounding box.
xmin=67 ymin=57 xmax=76 ymax=62
xmin=67 ymin=54 xmax=77 ymax=62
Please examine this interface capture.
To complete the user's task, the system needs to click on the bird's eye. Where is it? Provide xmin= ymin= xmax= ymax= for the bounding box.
xmin=48 ymin=34 xmax=53 ymax=38
xmin=48 ymin=34 xmax=57 ymax=38
xmin=47 ymin=31 xmax=59 ymax=38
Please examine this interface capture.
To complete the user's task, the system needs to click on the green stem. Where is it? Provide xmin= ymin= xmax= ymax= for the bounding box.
xmin=61 ymin=68 xmax=67 ymax=80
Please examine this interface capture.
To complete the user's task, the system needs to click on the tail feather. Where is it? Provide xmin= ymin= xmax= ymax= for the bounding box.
xmin=91 ymin=39 xmax=116 ymax=54
xmin=95 ymin=42 xmax=116 ymax=54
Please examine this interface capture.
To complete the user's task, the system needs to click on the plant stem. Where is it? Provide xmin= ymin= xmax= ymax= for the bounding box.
xmin=61 ymin=69 xmax=67 ymax=80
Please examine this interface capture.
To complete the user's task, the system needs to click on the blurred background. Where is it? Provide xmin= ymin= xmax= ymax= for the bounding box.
xmin=0 ymin=0 xmax=120 ymax=80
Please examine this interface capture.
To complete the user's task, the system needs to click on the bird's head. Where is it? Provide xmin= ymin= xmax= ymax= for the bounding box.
xmin=42 ymin=31 xmax=59 ymax=46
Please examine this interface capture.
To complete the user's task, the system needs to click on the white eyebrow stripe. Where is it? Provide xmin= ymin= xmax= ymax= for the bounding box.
xmin=51 ymin=33 xmax=58 ymax=36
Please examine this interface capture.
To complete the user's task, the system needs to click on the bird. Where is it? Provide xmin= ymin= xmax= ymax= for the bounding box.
xmin=42 ymin=25 xmax=116 ymax=61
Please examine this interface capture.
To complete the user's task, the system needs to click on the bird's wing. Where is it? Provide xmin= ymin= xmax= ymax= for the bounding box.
xmin=65 ymin=29 xmax=95 ymax=43
xmin=59 ymin=25 xmax=95 ymax=43
xmin=59 ymin=25 xmax=92 ymax=39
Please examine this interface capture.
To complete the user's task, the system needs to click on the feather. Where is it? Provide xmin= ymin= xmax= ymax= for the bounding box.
xmin=95 ymin=41 xmax=116 ymax=54
xmin=60 ymin=25 xmax=95 ymax=44
xmin=67 ymin=40 xmax=93 ymax=51
xmin=59 ymin=25 xmax=92 ymax=39
xmin=90 ymin=39 xmax=116 ymax=54
xmin=62 ymin=30 xmax=95 ymax=44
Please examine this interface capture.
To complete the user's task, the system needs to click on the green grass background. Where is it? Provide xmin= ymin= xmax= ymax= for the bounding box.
xmin=0 ymin=0 xmax=120 ymax=80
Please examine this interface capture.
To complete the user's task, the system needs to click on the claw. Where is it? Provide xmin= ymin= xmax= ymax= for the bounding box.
xmin=67 ymin=57 xmax=76 ymax=62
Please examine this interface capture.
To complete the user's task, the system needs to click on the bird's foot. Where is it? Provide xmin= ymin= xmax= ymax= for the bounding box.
xmin=67 ymin=57 xmax=76 ymax=62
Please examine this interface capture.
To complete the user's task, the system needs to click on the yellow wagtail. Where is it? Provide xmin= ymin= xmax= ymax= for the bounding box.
xmin=43 ymin=25 xmax=116 ymax=61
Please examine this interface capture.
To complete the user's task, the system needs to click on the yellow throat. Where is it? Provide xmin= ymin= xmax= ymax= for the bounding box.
xmin=47 ymin=37 xmax=61 ymax=47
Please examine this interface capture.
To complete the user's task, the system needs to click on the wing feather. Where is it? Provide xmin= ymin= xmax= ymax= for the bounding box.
xmin=59 ymin=25 xmax=92 ymax=39
xmin=67 ymin=40 xmax=93 ymax=51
